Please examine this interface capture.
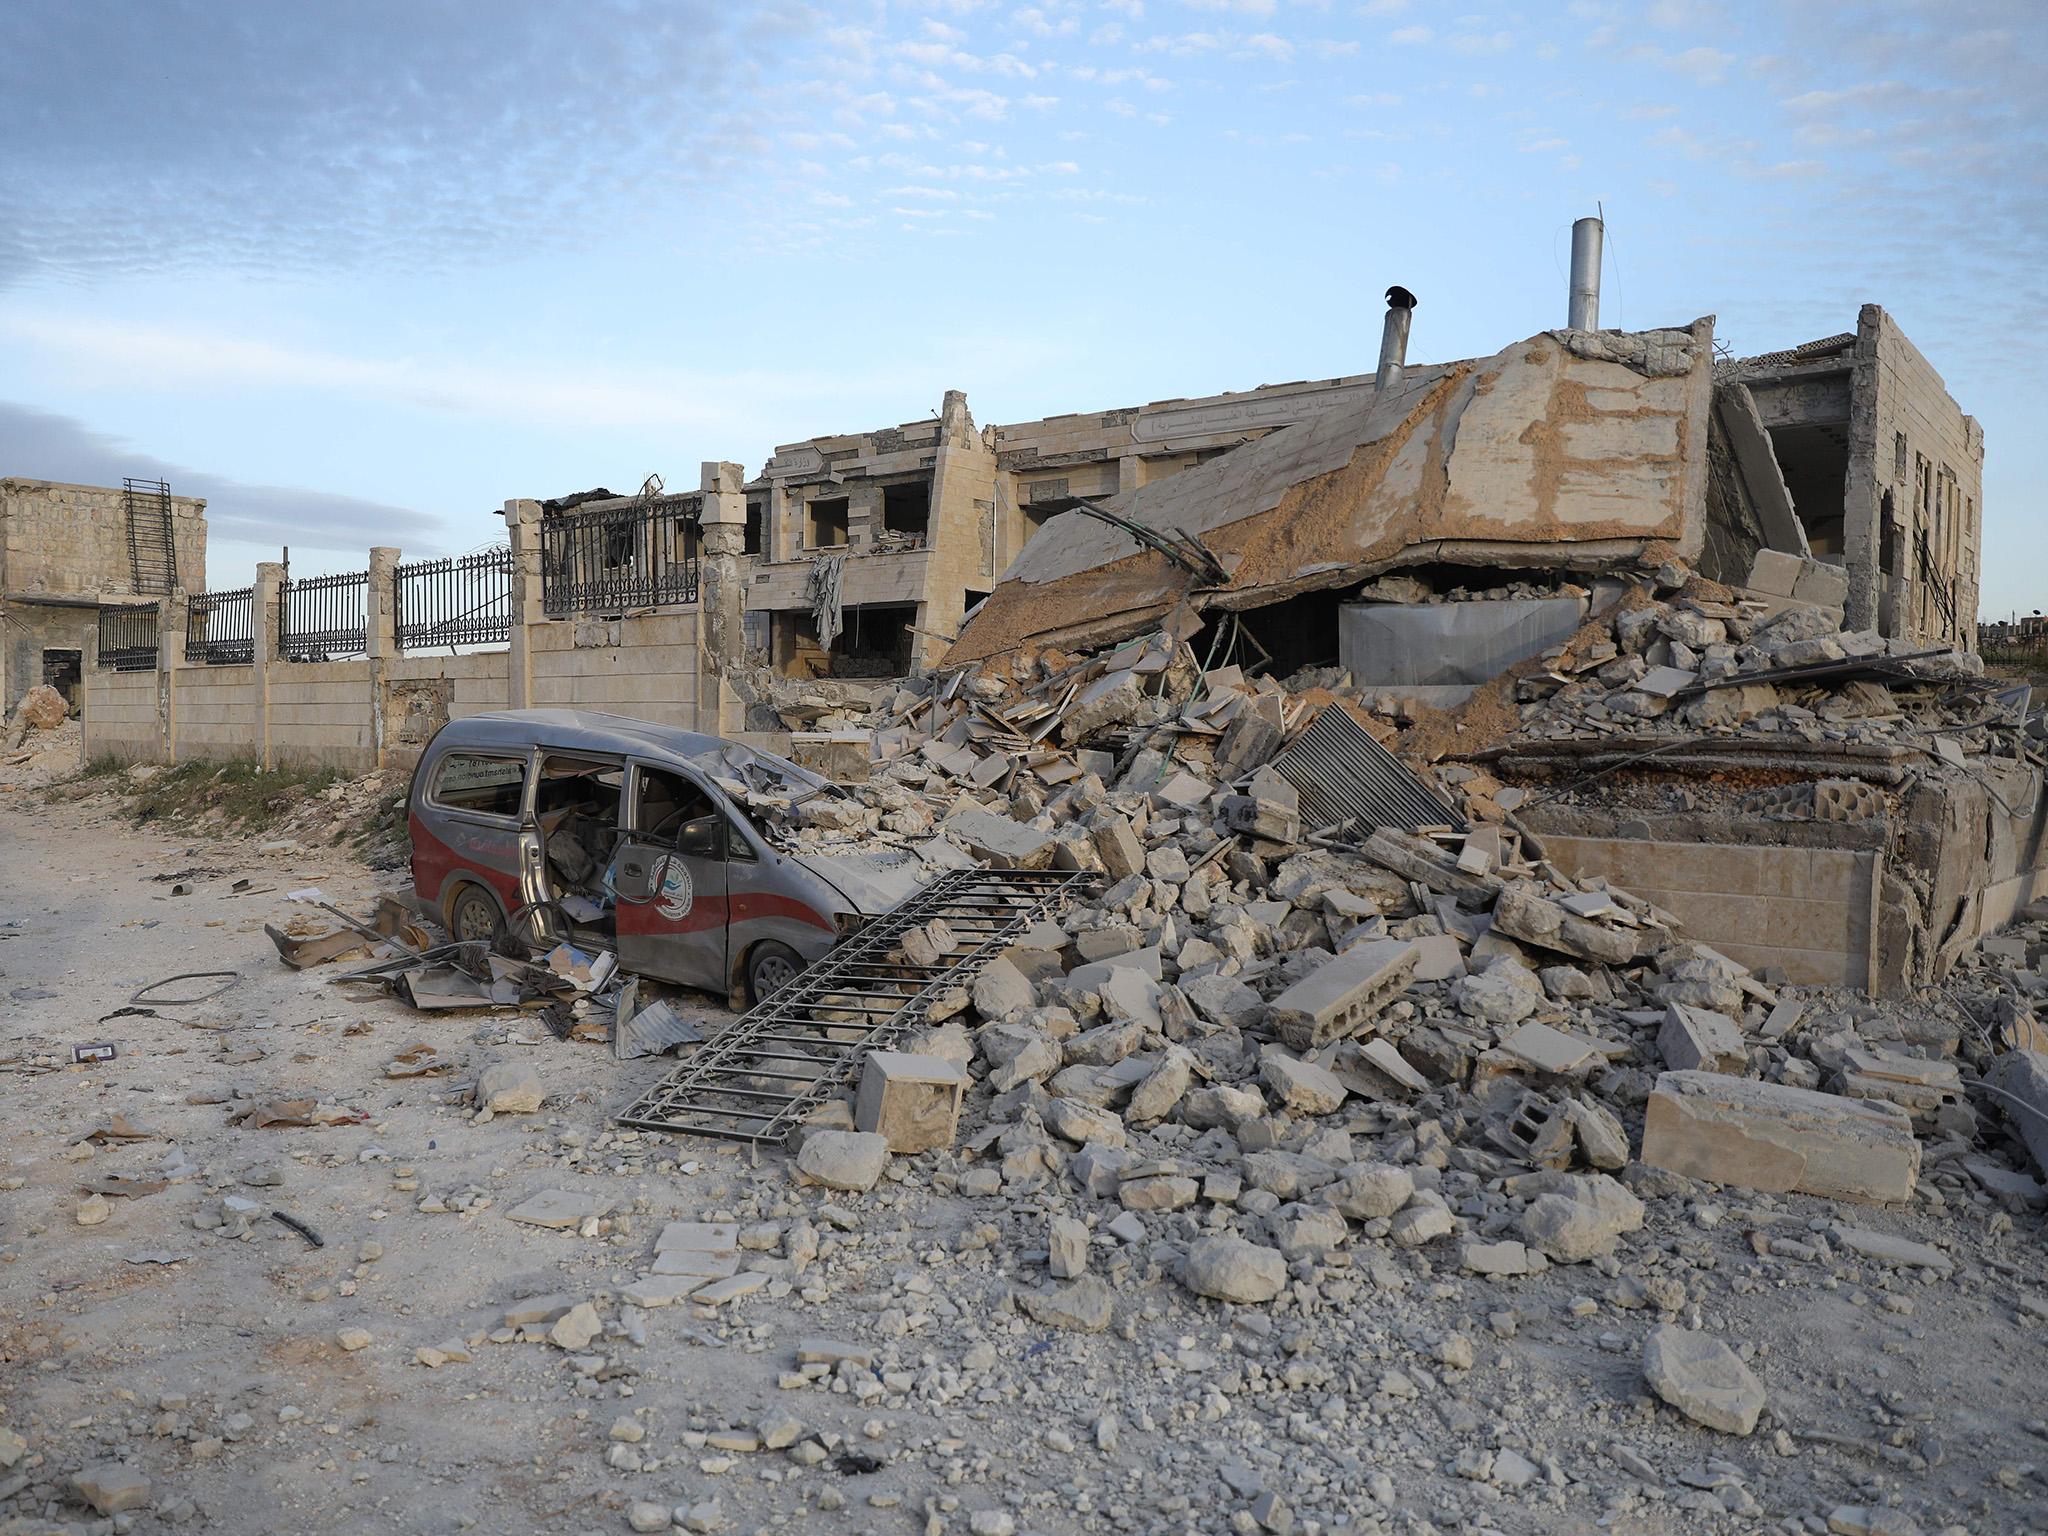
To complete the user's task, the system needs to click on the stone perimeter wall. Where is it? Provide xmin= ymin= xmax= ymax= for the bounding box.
xmin=82 ymin=509 xmax=714 ymax=776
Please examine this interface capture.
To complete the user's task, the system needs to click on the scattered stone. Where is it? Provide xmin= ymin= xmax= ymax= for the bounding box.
xmin=1642 ymin=1324 xmax=1766 ymax=1435
xmin=72 ymin=1462 xmax=151 ymax=1515
xmin=474 ymin=1058 xmax=545 ymax=1113
xmin=793 ymin=1130 xmax=891 ymax=1193
xmin=1178 ymin=1236 xmax=1287 ymax=1304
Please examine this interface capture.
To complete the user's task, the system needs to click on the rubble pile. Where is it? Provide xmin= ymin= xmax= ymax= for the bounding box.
xmin=737 ymin=560 xmax=2047 ymax=1347
xmin=1476 ymin=573 xmax=2003 ymax=752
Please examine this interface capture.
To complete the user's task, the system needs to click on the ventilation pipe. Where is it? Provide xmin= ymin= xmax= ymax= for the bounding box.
xmin=1568 ymin=215 xmax=1603 ymax=330
xmin=1375 ymin=285 xmax=1417 ymax=394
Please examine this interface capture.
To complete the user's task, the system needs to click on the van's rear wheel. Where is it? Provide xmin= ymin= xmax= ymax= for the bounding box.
xmin=746 ymin=941 xmax=803 ymax=1004
xmin=446 ymin=884 xmax=504 ymax=948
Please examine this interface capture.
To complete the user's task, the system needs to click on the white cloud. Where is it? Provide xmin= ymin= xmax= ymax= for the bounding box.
xmin=1388 ymin=25 xmax=1433 ymax=45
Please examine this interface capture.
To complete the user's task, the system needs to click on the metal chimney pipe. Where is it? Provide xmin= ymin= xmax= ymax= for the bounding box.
xmin=1568 ymin=216 xmax=1603 ymax=330
xmin=1375 ymin=285 xmax=1417 ymax=394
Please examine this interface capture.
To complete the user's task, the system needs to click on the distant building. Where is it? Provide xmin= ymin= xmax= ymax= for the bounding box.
xmin=0 ymin=477 xmax=208 ymax=710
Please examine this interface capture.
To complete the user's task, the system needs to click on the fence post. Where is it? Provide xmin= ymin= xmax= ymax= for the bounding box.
xmin=505 ymin=500 xmax=542 ymax=710
xmin=367 ymin=546 xmax=400 ymax=769
xmin=699 ymin=462 xmax=747 ymax=734
xmin=253 ymin=561 xmax=283 ymax=771
xmin=159 ymin=590 xmax=187 ymax=763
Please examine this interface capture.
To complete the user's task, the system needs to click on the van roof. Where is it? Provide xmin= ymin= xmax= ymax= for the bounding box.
xmin=430 ymin=709 xmax=831 ymax=797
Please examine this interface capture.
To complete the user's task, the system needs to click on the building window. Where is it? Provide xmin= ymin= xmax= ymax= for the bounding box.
xmin=744 ymin=497 xmax=765 ymax=556
xmin=807 ymin=496 xmax=849 ymax=549
xmin=881 ymin=480 xmax=930 ymax=542
xmin=1894 ymin=431 xmax=1907 ymax=482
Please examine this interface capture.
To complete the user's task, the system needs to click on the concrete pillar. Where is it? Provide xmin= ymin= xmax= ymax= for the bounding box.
xmin=159 ymin=590 xmax=188 ymax=763
xmin=367 ymin=546 xmax=400 ymax=768
xmin=922 ymin=389 xmax=997 ymax=668
xmin=367 ymin=547 xmax=400 ymax=661
xmin=1841 ymin=306 xmax=1884 ymax=635
xmin=700 ymin=461 xmax=748 ymax=733
xmin=253 ymin=561 xmax=283 ymax=771
xmin=505 ymin=500 xmax=543 ymax=710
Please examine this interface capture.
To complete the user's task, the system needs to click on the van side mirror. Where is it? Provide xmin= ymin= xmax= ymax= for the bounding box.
xmin=676 ymin=814 xmax=726 ymax=861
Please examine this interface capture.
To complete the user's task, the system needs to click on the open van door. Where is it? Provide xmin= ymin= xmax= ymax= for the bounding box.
xmin=611 ymin=760 xmax=730 ymax=994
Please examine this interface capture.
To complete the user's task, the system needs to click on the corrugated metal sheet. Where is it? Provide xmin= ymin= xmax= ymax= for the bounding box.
xmin=1269 ymin=704 xmax=1466 ymax=834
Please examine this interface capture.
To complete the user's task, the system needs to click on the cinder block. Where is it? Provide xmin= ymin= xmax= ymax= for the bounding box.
xmin=1267 ymin=939 xmax=1419 ymax=1052
xmin=1641 ymin=1070 xmax=1920 ymax=1204
xmin=855 ymin=1050 xmax=966 ymax=1153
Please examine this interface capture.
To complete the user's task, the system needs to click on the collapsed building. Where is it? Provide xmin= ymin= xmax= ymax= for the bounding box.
xmin=741 ymin=219 xmax=2015 ymax=1003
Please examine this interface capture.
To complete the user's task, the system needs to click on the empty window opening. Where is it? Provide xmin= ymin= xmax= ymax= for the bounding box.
xmin=806 ymin=496 xmax=849 ymax=549
xmin=771 ymin=602 xmax=917 ymax=680
xmin=881 ymin=480 xmax=931 ymax=542
xmin=744 ymin=497 xmax=766 ymax=556
xmin=41 ymin=649 xmax=82 ymax=709
xmin=1764 ymin=423 xmax=1849 ymax=557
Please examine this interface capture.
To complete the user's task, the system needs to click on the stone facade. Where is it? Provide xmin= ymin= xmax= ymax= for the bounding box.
xmin=592 ymin=374 xmax=1380 ymax=677
xmin=1 ymin=477 xmax=208 ymax=711
xmin=1721 ymin=305 xmax=1982 ymax=649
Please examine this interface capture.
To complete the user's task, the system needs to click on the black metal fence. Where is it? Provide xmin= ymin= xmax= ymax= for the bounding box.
xmin=541 ymin=498 xmax=699 ymax=616
xmin=397 ymin=546 xmax=513 ymax=650
xmin=97 ymin=603 xmax=160 ymax=671
xmin=185 ymin=586 xmax=256 ymax=665
xmin=279 ymin=570 xmax=369 ymax=662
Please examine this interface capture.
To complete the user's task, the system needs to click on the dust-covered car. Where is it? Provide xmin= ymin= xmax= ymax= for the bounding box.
xmin=406 ymin=709 xmax=922 ymax=1001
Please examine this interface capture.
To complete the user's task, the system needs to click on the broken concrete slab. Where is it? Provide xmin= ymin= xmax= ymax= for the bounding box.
xmin=1828 ymin=1225 xmax=1954 ymax=1276
xmin=946 ymin=808 xmax=1055 ymax=870
xmin=506 ymin=1190 xmax=615 ymax=1230
xmin=1640 ymin=1071 xmax=1920 ymax=1204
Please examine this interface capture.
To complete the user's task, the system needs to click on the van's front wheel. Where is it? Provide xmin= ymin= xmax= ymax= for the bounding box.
xmin=746 ymin=941 xmax=803 ymax=1004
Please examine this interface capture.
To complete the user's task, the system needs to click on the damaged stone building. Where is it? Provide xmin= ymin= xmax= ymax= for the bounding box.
xmin=533 ymin=373 xmax=1387 ymax=681
xmin=1 ymin=476 xmax=207 ymax=712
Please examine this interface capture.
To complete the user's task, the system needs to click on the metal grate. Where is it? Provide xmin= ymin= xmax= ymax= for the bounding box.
xmin=97 ymin=603 xmax=160 ymax=671
xmin=279 ymin=570 xmax=369 ymax=661
xmin=186 ymin=586 xmax=256 ymax=665
xmin=1269 ymin=702 xmax=1466 ymax=834
xmin=397 ymin=546 xmax=513 ymax=650
xmin=541 ymin=497 xmax=700 ymax=616
xmin=616 ymin=868 xmax=1092 ymax=1145
xmin=124 ymin=477 xmax=178 ymax=594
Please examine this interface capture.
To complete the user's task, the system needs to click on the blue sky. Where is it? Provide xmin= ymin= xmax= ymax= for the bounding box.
xmin=3 ymin=1 xmax=2043 ymax=614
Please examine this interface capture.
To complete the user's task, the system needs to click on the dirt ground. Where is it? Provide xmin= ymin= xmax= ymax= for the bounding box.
xmin=3 ymin=755 xmax=2045 ymax=1536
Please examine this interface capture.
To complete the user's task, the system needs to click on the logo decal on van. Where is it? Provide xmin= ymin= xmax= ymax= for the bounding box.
xmin=652 ymin=855 xmax=695 ymax=921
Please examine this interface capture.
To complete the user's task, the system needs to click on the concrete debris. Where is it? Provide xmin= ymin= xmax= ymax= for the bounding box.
xmin=1642 ymin=1071 xmax=1921 ymax=1203
xmin=1642 ymin=1324 xmax=1767 ymax=1436
xmin=792 ymin=1130 xmax=891 ymax=1193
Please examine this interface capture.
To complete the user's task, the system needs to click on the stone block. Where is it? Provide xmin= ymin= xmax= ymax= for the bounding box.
xmin=946 ymin=807 xmax=1055 ymax=870
xmin=1745 ymin=548 xmax=1804 ymax=598
xmin=1658 ymin=1003 xmax=1747 ymax=1074
xmin=1640 ymin=1071 xmax=1920 ymax=1203
xmin=855 ymin=1050 xmax=966 ymax=1154
xmin=1089 ymin=813 xmax=1146 ymax=881
xmin=1266 ymin=939 xmax=1418 ymax=1052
